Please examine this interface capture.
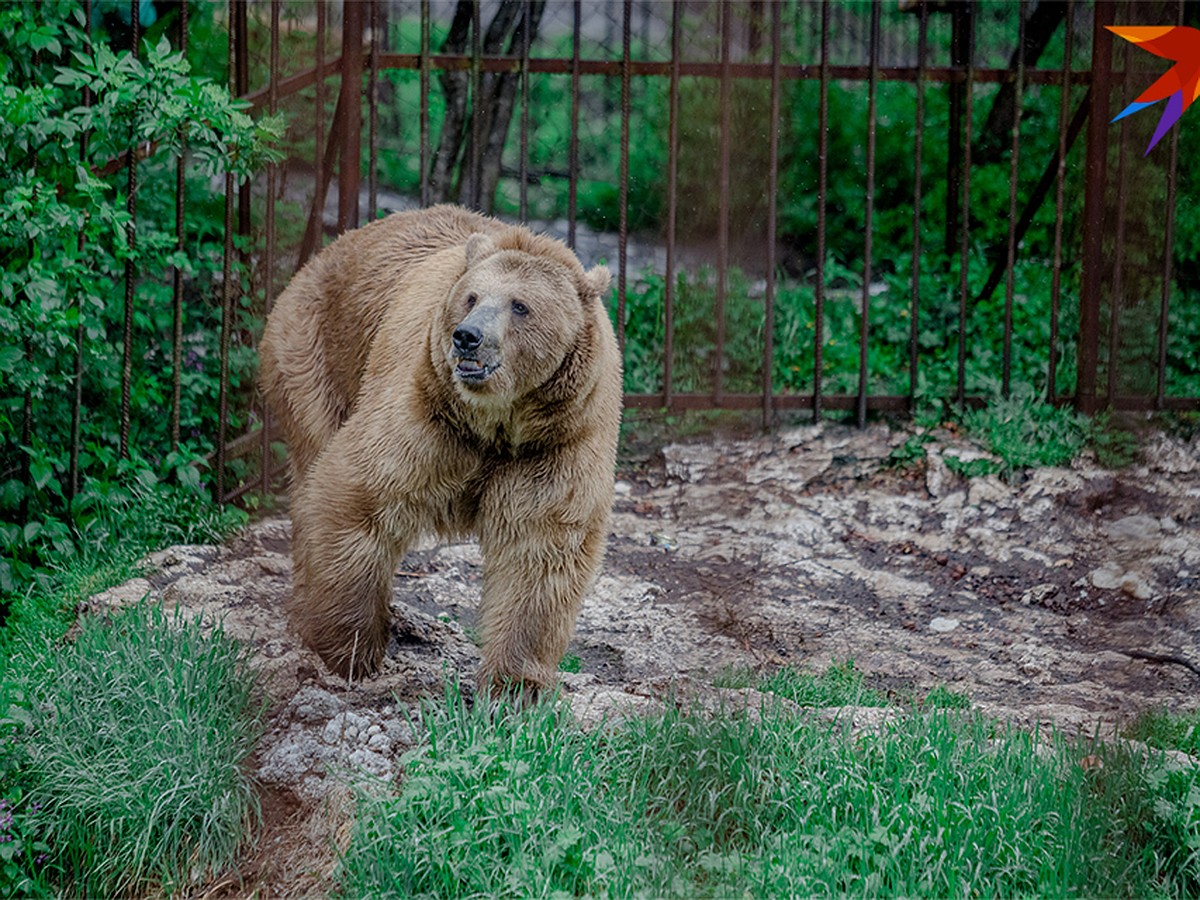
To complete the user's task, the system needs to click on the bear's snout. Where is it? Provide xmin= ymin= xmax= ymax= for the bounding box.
xmin=453 ymin=324 xmax=483 ymax=354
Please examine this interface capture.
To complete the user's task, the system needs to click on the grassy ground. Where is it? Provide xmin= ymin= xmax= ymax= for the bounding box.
xmin=341 ymin=674 xmax=1200 ymax=899
xmin=0 ymin=485 xmax=259 ymax=898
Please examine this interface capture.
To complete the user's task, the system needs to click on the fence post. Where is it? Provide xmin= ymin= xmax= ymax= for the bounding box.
xmin=1078 ymin=0 xmax=1115 ymax=414
xmin=338 ymin=0 xmax=365 ymax=233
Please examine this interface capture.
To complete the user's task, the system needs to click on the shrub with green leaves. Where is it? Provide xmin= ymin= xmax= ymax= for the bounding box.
xmin=0 ymin=2 xmax=281 ymax=615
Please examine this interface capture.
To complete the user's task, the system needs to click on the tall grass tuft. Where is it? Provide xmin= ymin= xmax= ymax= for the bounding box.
xmin=21 ymin=603 xmax=263 ymax=897
xmin=340 ymin=689 xmax=1189 ymax=898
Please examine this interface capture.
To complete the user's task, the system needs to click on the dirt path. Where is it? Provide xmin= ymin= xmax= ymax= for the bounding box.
xmin=94 ymin=423 xmax=1200 ymax=897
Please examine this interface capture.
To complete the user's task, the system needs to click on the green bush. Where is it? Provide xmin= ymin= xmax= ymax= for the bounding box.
xmin=0 ymin=2 xmax=280 ymax=616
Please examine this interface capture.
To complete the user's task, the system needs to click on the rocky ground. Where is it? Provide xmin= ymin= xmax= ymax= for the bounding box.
xmin=92 ymin=421 xmax=1200 ymax=897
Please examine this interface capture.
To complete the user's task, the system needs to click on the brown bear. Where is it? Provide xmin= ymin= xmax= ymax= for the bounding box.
xmin=259 ymin=204 xmax=622 ymax=691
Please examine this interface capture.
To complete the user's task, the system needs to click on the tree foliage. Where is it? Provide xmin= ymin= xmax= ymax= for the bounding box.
xmin=0 ymin=2 xmax=281 ymax=602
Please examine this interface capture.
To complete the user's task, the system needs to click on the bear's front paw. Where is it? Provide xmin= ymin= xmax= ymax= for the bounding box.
xmin=298 ymin=621 xmax=388 ymax=681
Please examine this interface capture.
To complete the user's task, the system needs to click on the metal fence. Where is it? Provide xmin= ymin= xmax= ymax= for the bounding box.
xmin=18 ymin=0 xmax=1197 ymax=509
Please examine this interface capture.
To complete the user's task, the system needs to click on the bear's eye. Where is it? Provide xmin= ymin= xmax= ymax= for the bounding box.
xmin=465 ymin=293 xmax=478 ymax=310
xmin=511 ymin=300 xmax=529 ymax=317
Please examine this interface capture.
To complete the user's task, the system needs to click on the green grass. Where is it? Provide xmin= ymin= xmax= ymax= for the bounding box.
xmin=1126 ymin=708 xmax=1200 ymax=757
xmin=759 ymin=659 xmax=890 ymax=708
xmin=3 ymin=603 xmax=263 ymax=898
xmin=340 ymin=686 xmax=1200 ymax=898
xmin=0 ymin=480 xmax=255 ymax=898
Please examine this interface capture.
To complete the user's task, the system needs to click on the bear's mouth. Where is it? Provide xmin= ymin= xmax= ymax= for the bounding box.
xmin=454 ymin=357 xmax=499 ymax=385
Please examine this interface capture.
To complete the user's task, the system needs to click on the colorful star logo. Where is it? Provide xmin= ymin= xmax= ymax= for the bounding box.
xmin=1106 ymin=25 xmax=1200 ymax=155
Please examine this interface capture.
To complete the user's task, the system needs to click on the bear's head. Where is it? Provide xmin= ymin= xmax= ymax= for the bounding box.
xmin=440 ymin=230 xmax=611 ymax=408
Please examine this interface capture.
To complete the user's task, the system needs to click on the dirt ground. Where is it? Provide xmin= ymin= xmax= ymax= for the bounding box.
xmin=92 ymin=420 xmax=1200 ymax=898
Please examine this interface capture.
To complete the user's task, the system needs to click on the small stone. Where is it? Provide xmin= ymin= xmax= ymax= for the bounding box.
xmin=929 ymin=617 xmax=960 ymax=633
xmin=1091 ymin=563 xmax=1125 ymax=591
xmin=1020 ymin=583 xmax=1059 ymax=606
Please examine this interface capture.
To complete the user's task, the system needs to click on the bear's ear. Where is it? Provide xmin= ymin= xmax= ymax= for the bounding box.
xmin=464 ymin=233 xmax=495 ymax=267
xmin=580 ymin=264 xmax=611 ymax=302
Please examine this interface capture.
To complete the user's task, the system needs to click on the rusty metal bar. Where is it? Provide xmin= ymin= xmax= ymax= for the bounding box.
xmin=1048 ymin=0 xmax=1074 ymax=405
xmin=171 ymin=0 xmax=188 ymax=455
xmin=1001 ymin=0 xmax=1027 ymax=398
xmin=714 ymin=0 xmax=731 ymax=404
xmin=813 ymin=0 xmax=830 ymax=424
xmin=664 ymin=0 xmax=680 ymax=409
xmin=1108 ymin=35 xmax=1131 ymax=407
xmin=300 ymin=91 xmax=346 ymax=264
xmin=469 ymin=0 xmax=482 ymax=210
xmin=1078 ymin=0 xmax=1114 ymax=415
xmin=261 ymin=0 xmax=280 ymax=498
xmin=1157 ymin=0 xmax=1184 ymax=408
xmin=625 ymin=393 xmax=913 ymax=413
xmin=217 ymin=0 xmax=237 ymax=503
xmin=519 ymin=0 xmax=531 ymax=221
xmin=955 ymin=5 xmax=974 ymax=407
xmin=235 ymin=0 xmax=251 ymax=248
xmin=69 ymin=0 xmax=94 ymax=501
xmin=339 ymin=0 xmax=365 ymax=232
xmin=568 ymin=0 xmax=580 ymax=248
xmin=857 ymin=0 xmax=880 ymax=429
xmin=762 ymin=0 xmax=781 ymax=429
xmin=315 ymin=0 xmax=327 ymax=232
xmin=367 ymin=0 xmax=380 ymax=222
xmin=119 ymin=0 xmax=140 ymax=460
xmin=617 ymin=0 xmax=631 ymax=361
xmin=243 ymin=57 xmax=340 ymax=113
xmin=420 ymin=0 xmax=431 ymax=206
xmin=909 ymin=2 xmax=927 ymax=404
xmin=368 ymin=52 xmax=1088 ymax=85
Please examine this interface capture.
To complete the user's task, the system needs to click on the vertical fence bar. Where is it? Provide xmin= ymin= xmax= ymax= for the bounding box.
xmin=813 ymin=0 xmax=830 ymax=424
xmin=119 ymin=0 xmax=140 ymax=460
xmin=1156 ymin=0 xmax=1184 ymax=409
xmin=235 ymin=0 xmax=251 ymax=245
xmin=568 ymin=0 xmax=580 ymax=248
xmin=420 ymin=0 xmax=431 ymax=206
xmin=217 ymin=0 xmax=237 ymax=503
xmin=1079 ymin=0 xmax=1115 ymax=415
xmin=69 ymin=0 xmax=95 ymax=501
xmin=316 ymin=0 xmax=326 ymax=225
xmin=955 ymin=5 xmax=974 ymax=407
xmin=762 ymin=0 xmax=781 ymax=429
xmin=856 ymin=0 xmax=880 ymax=428
xmin=469 ymin=0 xmax=482 ymax=210
xmin=1001 ymin=0 xmax=1026 ymax=398
xmin=714 ymin=0 xmax=731 ymax=404
xmin=1048 ymin=0 xmax=1074 ymax=405
xmin=908 ymin=2 xmax=927 ymax=404
xmin=339 ymin=0 xmax=364 ymax=232
xmin=617 ymin=0 xmax=631 ymax=362
xmin=1108 ymin=35 xmax=1131 ymax=407
xmin=261 ymin=0 xmax=280 ymax=497
xmin=367 ymin=0 xmax=380 ymax=222
xmin=519 ymin=0 xmax=531 ymax=221
xmin=664 ymin=1 xmax=680 ymax=410
xmin=171 ymin=0 xmax=188 ymax=454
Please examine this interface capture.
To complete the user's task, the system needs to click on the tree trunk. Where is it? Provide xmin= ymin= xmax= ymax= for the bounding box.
xmin=430 ymin=0 xmax=545 ymax=214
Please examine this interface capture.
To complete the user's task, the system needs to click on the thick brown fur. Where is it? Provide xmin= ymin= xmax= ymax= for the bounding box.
xmin=259 ymin=205 xmax=621 ymax=692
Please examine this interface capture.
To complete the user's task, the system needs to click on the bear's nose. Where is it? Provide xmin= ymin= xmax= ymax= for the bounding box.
xmin=453 ymin=324 xmax=483 ymax=354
